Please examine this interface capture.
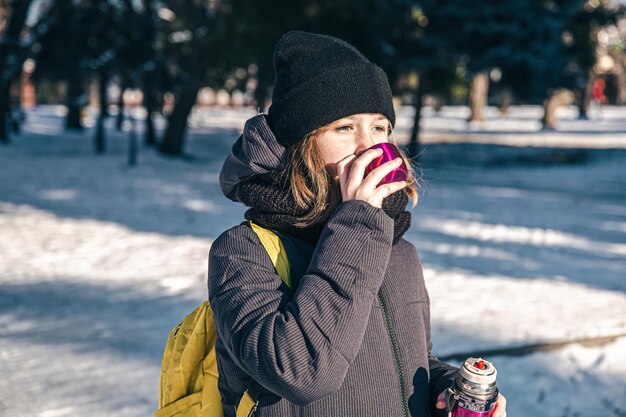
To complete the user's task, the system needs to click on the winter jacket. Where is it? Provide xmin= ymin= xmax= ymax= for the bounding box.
xmin=208 ymin=115 xmax=458 ymax=417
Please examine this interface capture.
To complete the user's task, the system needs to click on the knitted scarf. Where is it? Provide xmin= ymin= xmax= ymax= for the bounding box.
xmin=235 ymin=170 xmax=411 ymax=245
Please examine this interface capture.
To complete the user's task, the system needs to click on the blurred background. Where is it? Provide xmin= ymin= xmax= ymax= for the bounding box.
xmin=1 ymin=0 xmax=625 ymax=416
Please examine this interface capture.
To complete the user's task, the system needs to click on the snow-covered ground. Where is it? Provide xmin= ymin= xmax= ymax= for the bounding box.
xmin=1 ymin=105 xmax=625 ymax=417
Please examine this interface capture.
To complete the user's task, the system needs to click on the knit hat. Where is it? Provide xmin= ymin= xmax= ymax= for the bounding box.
xmin=267 ymin=31 xmax=395 ymax=148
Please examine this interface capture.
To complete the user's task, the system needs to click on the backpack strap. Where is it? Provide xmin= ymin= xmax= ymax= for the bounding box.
xmin=235 ymin=380 xmax=262 ymax=417
xmin=248 ymin=220 xmax=292 ymax=288
xmin=235 ymin=221 xmax=292 ymax=417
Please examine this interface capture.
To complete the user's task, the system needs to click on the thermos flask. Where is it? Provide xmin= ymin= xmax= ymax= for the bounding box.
xmin=445 ymin=357 xmax=499 ymax=417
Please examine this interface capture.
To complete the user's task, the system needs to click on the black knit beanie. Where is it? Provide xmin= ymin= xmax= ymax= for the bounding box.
xmin=268 ymin=31 xmax=395 ymax=148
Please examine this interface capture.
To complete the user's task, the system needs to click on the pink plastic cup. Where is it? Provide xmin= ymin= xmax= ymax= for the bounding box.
xmin=363 ymin=142 xmax=408 ymax=186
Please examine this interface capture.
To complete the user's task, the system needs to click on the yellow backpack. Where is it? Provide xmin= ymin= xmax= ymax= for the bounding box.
xmin=155 ymin=221 xmax=292 ymax=417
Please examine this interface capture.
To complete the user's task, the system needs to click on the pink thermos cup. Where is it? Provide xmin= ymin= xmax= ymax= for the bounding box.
xmin=445 ymin=357 xmax=499 ymax=417
xmin=363 ymin=142 xmax=408 ymax=186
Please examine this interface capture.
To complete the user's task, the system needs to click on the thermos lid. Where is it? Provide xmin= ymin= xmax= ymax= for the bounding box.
xmin=459 ymin=357 xmax=497 ymax=385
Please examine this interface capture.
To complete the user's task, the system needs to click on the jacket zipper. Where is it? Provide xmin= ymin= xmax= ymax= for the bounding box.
xmin=378 ymin=291 xmax=410 ymax=417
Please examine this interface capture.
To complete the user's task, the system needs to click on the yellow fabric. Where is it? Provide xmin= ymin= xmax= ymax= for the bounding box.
xmin=249 ymin=222 xmax=291 ymax=288
xmin=155 ymin=221 xmax=292 ymax=417
xmin=235 ymin=391 xmax=258 ymax=417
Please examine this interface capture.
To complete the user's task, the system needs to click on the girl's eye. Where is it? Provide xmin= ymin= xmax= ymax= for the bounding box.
xmin=336 ymin=125 xmax=353 ymax=132
xmin=372 ymin=126 xmax=387 ymax=133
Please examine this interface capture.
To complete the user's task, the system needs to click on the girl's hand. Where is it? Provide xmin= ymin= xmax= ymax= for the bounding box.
xmin=435 ymin=391 xmax=507 ymax=417
xmin=335 ymin=148 xmax=407 ymax=209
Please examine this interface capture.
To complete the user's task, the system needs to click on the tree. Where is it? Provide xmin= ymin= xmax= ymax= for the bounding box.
xmin=414 ymin=0 xmax=605 ymax=130
xmin=140 ymin=0 xmax=161 ymax=147
xmin=567 ymin=0 xmax=625 ymax=119
xmin=32 ymin=0 xmax=159 ymax=151
xmin=0 ymin=0 xmax=33 ymax=142
xmin=33 ymin=0 xmax=92 ymax=130
xmin=156 ymin=0 xmax=233 ymax=156
xmin=418 ymin=0 xmax=583 ymax=125
xmin=481 ymin=0 xmax=623 ymax=129
xmin=378 ymin=1 xmax=467 ymax=161
xmin=156 ymin=0 xmax=394 ymax=156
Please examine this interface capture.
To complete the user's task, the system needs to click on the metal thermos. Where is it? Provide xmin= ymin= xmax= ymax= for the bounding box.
xmin=445 ymin=357 xmax=499 ymax=417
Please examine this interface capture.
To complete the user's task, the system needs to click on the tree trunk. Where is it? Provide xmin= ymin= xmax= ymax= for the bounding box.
xmin=143 ymin=73 xmax=157 ymax=146
xmin=0 ymin=0 xmax=32 ymax=143
xmin=65 ymin=73 xmax=83 ymax=130
xmin=141 ymin=0 xmax=157 ymax=146
xmin=408 ymin=72 xmax=429 ymax=163
xmin=94 ymin=72 xmax=108 ymax=153
xmin=0 ymin=81 xmax=10 ymax=143
xmin=117 ymin=78 xmax=126 ymax=130
xmin=128 ymin=117 xmax=138 ymax=166
xmin=543 ymin=93 xmax=557 ymax=129
xmin=616 ymin=60 xmax=626 ymax=105
xmin=542 ymin=90 xmax=570 ymax=130
xmin=578 ymin=70 xmax=595 ymax=120
xmin=158 ymin=86 xmax=200 ymax=156
xmin=433 ymin=94 xmax=443 ymax=113
xmin=144 ymin=103 xmax=157 ymax=146
xmin=468 ymin=72 xmax=489 ymax=123
xmin=499 ymin=88 xmax=512 ymax=115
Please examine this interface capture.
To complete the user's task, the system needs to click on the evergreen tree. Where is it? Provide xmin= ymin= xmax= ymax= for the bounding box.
xmin=402 ymin=0 xmax=608 ymax=133
xmin=33 ymin=0 xmax=90 ymax=130
xmin=156 ymin=0 xmax=233 ymax=156
xmin=379 ymin=1 xmax=463 ymax=160
xmin=156 ymin=0 xmax=393 ymax=156
xmin=33 ymin=0 xmax=159 ymax=149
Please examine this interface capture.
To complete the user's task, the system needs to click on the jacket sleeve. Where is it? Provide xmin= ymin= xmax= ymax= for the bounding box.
xmin=425 ymin=295 xmax=459 ymax=413
xmin=428 ymin=346 xmax=458 ymax=407
xmin=208 ymin=200 xmax=394 ymax=406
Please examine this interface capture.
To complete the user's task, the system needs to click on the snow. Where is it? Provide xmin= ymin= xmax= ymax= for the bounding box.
xmin=1 ymin=105 xmax=625 ymax=417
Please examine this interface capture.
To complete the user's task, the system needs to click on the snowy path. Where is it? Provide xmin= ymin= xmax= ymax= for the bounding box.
xmin=1 ymin=106 xmax=625 ymax=417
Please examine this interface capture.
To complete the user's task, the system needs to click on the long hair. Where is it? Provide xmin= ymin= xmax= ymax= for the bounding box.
xmin=287 ymin=119 xmax=420 ymax=228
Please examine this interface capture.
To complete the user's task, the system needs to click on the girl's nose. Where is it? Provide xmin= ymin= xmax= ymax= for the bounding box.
xmin=355 ymin=129 xmax=385 ymax=155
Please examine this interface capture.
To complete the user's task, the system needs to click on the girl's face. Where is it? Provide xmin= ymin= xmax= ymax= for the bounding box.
xmin=316 ymin=113 xmax=390 ymax=177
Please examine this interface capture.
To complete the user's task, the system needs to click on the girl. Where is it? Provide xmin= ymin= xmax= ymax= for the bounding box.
xmin=210 ymin=31 xmax=506 ymax=417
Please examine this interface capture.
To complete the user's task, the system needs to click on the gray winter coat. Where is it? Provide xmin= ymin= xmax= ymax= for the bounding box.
xmin=209 ymin=115 xmax=458 ymax=417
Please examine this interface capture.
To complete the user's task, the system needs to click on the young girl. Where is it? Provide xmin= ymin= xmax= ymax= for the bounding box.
xmin=210 ymin=31 xmax=507 ymax=417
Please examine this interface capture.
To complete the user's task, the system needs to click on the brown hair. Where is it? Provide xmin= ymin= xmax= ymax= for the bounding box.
xmin=287 ymin=120 xmax=420 ymax=228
